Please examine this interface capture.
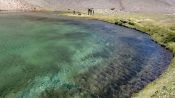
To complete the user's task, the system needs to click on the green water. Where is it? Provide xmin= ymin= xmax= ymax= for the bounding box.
xmin=0 ymin=12 xmax=172 ymax=98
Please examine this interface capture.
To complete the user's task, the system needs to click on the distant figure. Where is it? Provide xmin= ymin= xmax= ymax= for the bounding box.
xmin=88 ymin=8 xmax=94 ymax=15
xmin=73 ymin=10 xmax=76 ymax=15
xmin=92 ymin=9 xmax=95 ymax=15
xmin=88 ymin=8 xmax=91 ymax=15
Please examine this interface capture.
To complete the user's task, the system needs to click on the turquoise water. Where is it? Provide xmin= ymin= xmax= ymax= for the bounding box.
xmin=0 ymin=12 xmax=172 ymax=98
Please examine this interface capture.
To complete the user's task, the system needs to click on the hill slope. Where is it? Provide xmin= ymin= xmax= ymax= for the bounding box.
xmin=0 ymin=0 xmax=175 ymax=13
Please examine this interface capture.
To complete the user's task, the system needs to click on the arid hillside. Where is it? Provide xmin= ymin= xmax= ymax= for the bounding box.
xmin=0 ymin=0 xmax=175 ymax=13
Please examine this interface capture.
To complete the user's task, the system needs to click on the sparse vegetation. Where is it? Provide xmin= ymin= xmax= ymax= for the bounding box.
xmin=60 ymin=12 xmax=175 ymax=98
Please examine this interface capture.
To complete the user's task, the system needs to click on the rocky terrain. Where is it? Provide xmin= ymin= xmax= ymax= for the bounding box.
xmin=0 ymin=0 xmax=41 ymax=11
xmin=0 ymin=0 xmax=175 ymax=13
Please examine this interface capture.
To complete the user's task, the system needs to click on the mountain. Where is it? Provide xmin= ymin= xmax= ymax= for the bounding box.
xmin=0 ymin=0 xmax=175 ymax=13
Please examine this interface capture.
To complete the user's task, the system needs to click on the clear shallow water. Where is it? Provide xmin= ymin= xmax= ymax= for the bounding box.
xmin=0 ymin=12 xmax=172 ymax=98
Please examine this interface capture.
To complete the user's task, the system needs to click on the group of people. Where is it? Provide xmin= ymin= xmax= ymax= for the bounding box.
xmin=88 ymin=8 xmax=95 ymax=15
xmin=72 ymin=8 xmax=95 ymax=15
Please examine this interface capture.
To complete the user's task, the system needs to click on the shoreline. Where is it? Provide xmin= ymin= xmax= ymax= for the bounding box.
xmin=59 ymin=12 xmax=175 ymax=98
xmin=59 ymin=13 xmax=174 ymax=55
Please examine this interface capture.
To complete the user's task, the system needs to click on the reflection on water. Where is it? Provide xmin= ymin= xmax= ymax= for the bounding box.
xmin=0 ymin=12 xmax=172 ymax=98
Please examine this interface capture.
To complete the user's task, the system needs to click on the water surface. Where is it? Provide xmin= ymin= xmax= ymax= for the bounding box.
xmin=0 ymin=12 xmax=172 ymax=98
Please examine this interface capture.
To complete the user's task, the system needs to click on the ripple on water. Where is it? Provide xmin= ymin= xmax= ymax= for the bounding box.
xmin=0 ymin=12 xmax=173 ymax=98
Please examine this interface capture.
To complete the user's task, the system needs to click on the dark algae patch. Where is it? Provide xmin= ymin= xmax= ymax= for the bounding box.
xmin=0 ymin=12 xmax=173 ymax=98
